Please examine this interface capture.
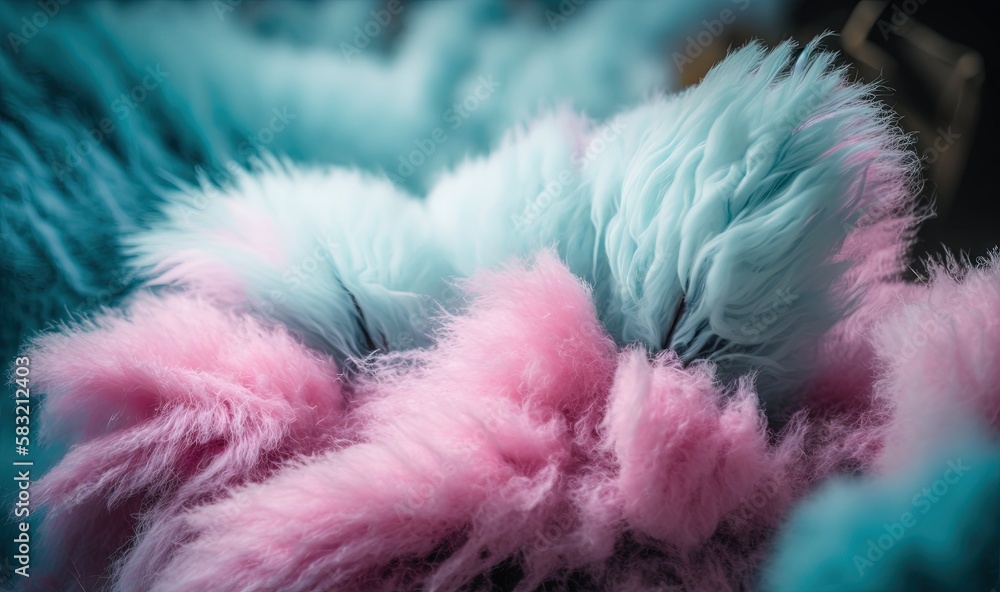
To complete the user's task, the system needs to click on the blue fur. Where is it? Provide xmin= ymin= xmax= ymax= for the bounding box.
xmin=128 ymin=40 xmax=916 ymax=409
xmin=429 ymin=39 xmax=917 ymax=401
xmin=0 ymin=47 xmax=174 ymax=365
xmin=763 ymin=421 xmax=1000 ymax=591
xmin=127 ymin=162 xmax=456 ymax=361
xmin=3 ymin=0 xmax=782 ymax=192
xmin=587 ymin=39 xmax=916 ymax=398
xmin=2 ymin=0 xmax=784 ymax=367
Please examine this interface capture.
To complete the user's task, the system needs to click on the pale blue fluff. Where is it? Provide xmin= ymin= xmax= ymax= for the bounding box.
xmin=430 ymin=39 xmax=917 ymax=401
xmin=586 ymin=39 xmax=915 ymax=397
xmin=132 ymin=40 xmax=917 ymax=406
xmin=125 ymin=161 xmax=456 ymax=364
xmin=3 ymin=0 xmax=784 ymax=366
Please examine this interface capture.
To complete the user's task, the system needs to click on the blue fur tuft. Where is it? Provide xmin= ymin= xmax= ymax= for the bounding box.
xmin=129 ymin=39 xmax=918 ymax=405
xmin=763 ymin=420 xmax=1000 ymax=592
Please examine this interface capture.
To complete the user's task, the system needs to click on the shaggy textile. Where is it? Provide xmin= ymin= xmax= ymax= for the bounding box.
xmin=8 ymin=29 xmax=997 ymax=592
xmin=128 ymin=40 xmax=919 ymax=407
xmin=33 ymin=253 xmax=877 ymax=591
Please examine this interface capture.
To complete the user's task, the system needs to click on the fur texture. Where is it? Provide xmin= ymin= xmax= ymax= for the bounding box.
xmin=25 ymin=249 xmax=999 ymax=590
xmin=6 ymin=0 xmax=783 ymax=191
xmin=128 ymin=164 xmax=454 ymax=359
xmin=89 ymin=252 xmax=875 ymax=592
xmin=873 ymin=253 xmax=1000 ymax=471
xmin=12 ymin=19 xmax=995 ymax=591
xmin=1 ymin=0 xmax=747 ymax=386
xmin=0 ymin=41 xmax=172 ymax=367
xmin=2 ymin=3 xmax=760 ymax=546
xmin=26 ymin=296 xmax=344 ymax=589
xmin=129 ymin=40 xmax=919 ymax=406
xmin=764 ymin=253 xmax=1000 ymax=591
xmin=763 ymin=429 xmax=1000 ymax=592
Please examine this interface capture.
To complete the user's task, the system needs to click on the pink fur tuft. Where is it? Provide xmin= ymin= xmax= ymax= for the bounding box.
xmin=27 ymin=295 xmax=344 ymax=589
xmin=603 ymin=351 xmax=771 ymax=547
xmin=874 ymin=253 xmax=1000 ymax=471
xmin=128 ymin=253 xmax=873 ymax=592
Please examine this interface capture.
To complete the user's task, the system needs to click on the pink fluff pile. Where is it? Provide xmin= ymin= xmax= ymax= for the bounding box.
xmin=27 ymin=296 xmax=344 ymax=590
xmin=872 ymin=253 xmax=1000 ymax=471
xmin=27 ymin=252 xmax=907 ymax=591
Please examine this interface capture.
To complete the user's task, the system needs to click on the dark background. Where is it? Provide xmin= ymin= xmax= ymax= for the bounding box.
xmin=786 ymin=0 xmax=995 ymax=270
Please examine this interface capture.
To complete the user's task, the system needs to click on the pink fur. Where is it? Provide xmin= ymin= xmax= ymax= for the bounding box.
xmin=124 ymin=253 xmax=875 ymax=592
xmin=873 ymin=253 xmax=1000 ymax=471
xmin=809 ymin=147 xmax=923 ymax=411
xmin=28 ymin=295 xmax=344 ymax=589
xmin=603 ymin=351 xmax=772 ymax=547
xmin=130 ymin=253 xmax=616 ymax=591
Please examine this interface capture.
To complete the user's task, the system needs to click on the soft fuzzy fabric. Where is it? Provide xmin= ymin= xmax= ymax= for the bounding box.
xmin=2 ymin=5 xmax=778 ymax=561
xmin=128 ymin=40 xmax=919 ymax=406
xmin=127 ymin=164 xmax=455 ymax=359
xmin=0 ymin=41 xmax=183 ymax=491
xmin=603 ymin=351 xmax=776 ymax=549
xmin=14 ymin=25 xmax=997 ymax=592
xmin=71 ymin=252 xmax=872 ymax=592
xmin=763 ymin=428 xmax=1000 ymax=592
xmin=4 ymin=0 xmax=784 ymax=192
xmin=22 ymin=240 xmax=998 ymax=591
xmin=26 ymin=296 xmax=344 ymax=590
xmin=873 ymin=253 xmax=1000 ymax=471
xmin=0 ymin=42 xmax=173 ymax=367
xmin=2 ymin=0 xmax=762 ymax=392
xmin=135 ymin=252 xmax=619 ymax=592
xmin=763 ymin=253 xmax=1000 ymax=591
